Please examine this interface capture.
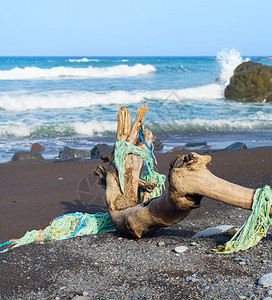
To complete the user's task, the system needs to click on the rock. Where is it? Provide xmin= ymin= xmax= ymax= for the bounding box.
xmin=30 ymin=143 xmax=45 ymax=152
xmin=12 ymin=151 xmax=44 ymax=161
xmin=173 ymin=246 xmax=188 ymax=253
xmin=184 ymin=141 xmax=207 ymax=148
xmin=71 ymin=297 xmax=93 ymax=300
xmin=224 ymin=61 xmax=272 ymax=102
xmin=192 ymin=225 xmax=235 ymax=238
xmin=157 ymin=241 xmax=165 ymax=247
xmin=90 ymin=143 xmax=111 ymax=159
xmin=59 ymin=146 xmax=90 ymax=160
xmin=152 ymin=134 xmax=163 ymax=151
xmin=224 ymin=142 xmax=247 ymax=151
xmin=258 ymin=273 xmax=272 ymax=287
xmin=167 ymin=146 xmax=188 ymax=153
xmin=223 ymin=227 xmax=239 ymax=236
xmin=190 ymin=242 xmax=198 ymax=246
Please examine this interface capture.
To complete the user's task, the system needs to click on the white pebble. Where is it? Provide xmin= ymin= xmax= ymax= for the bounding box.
xmin=174 ymin=246 xmax=188 ymax=253
xmin=83 ymin=291 xmax=89 ymax=296
xmin=258 ymin=273 xmax=272 ymax=287
xmin=157 ymin=241 xmax=165 ymax=247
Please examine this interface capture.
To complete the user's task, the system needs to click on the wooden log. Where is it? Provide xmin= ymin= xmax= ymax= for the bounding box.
xmin=93 ymin=106 xmax=258 ymax=238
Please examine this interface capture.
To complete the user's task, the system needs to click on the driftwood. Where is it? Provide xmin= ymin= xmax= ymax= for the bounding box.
xmin=93 ymin=106 xmax=259 ymax=238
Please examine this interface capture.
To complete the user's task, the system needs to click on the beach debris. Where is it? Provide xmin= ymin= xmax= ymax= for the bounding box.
xmin=0 ymin=212 xmax=115 ymax=253
xmin=224 ymin=142 xmax=247 ymax=151
xmin=173 ymin=246 xmax=188 ymax=254
xmin=192 ymin=225 xmax=235 ymax=238
xmin=92 ymin=106 xmax=272 ymax=254
xmin=90 ymin=143 xmax=112 ymax=159
xmin=258 ymin=273 xmax=272 ymax=287
xmin=12 ymin=151 xmax=44 ymax=161
xmin=30 ymin=142 xmax=45 ymax=152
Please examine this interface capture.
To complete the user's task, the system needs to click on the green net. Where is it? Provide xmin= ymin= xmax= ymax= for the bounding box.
xmin=114 ymin=140 xmax=166 ymax=196
xmin=0 ymin=212 xmax=115 ymax=253
xmin=216 ymin=185 xmax=272 ymax=254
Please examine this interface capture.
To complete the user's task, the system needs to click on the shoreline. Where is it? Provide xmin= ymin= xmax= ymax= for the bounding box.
xmin=1 ymin=146 xmax=272 ymax=299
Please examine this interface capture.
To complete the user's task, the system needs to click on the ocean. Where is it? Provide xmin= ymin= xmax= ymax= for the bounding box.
xmin=0 ymin=49 xmax=272 ymax=162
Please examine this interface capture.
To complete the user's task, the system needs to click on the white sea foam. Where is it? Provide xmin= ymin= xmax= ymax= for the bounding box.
xmin=216 ymin=48 xmax=249 ymax=85
xmin=0 ymin=120 xmax=117 ymax=138
xmin=68 ymin=58 xmax=100 ymax=62
xmin=0 ymin=64 xmax=155 ymax=80
xmin=0 ymin=84 xmax=224 ymax=111
xmin=0 ymin=116 xmax=271 ymax=139
xmin=148 ymin=117 xmax=272 ymax=133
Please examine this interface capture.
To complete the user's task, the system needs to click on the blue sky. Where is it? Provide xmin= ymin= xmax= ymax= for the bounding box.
xmin=1 ymin=0 xmax=271 ymax=56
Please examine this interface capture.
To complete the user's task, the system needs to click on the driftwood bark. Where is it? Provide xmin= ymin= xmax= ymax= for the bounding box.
xmin=93 ymin=106 xmax=259 ymax=238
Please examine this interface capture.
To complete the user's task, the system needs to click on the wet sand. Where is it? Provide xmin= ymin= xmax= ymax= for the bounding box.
xmin=1 ymin=147 xmax=272 ymax=299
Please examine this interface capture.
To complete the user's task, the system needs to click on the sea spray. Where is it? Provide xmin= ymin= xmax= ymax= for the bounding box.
xmin=216 ymin=48 xmax=249 ymax=85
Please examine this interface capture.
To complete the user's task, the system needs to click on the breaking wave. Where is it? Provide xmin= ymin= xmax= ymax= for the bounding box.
xmin=0 ymin=64 xmax=155 ymax=80
xmin=0 ymin=84 xmax=223 ymax=111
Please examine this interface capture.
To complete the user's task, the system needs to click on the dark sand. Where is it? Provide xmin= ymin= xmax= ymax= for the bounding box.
xmin=1 ymin=147 xmax=272 ymax=299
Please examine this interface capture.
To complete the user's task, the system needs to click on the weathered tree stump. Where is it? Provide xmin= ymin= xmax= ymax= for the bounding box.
xmin=93 ymin=106 xmax=259 ymax=238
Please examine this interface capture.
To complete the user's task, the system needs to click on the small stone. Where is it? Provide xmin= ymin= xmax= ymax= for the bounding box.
xmin=55 ymin=297 xmax=60 ymax=300
xmin=72 ymin=296 xmax=93 ymax=300
xmin=258 ymin=273 xmax=272 ymax=287
xmin=268 ymin=288 xmax=272 ymax=295
xmin=82 ymin=291 xmax=89 ymax=296
xmin=192 ymin=225 xmax=235 ymax=238
xmin=239 ymin=261 xmax=246 ymax=265
xmin=157 ymin=241 xmax=165 ymax=247
xmin=174 ymin=246 xmax=188 ymax=253
xmin=190 ymin=242 xmax=198 ymax=246
xmin=263 ymin=297 xmax=272 ymax=300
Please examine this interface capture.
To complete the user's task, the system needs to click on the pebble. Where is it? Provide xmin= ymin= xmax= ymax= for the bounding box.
xmin=71 ymin=296 xmax=92 ymax=300
xmin=263 ymin=297 xmax=272 ymax=300
xmin=173 ymin=246 xmax=188 ymax=254
xmin=190 ymin=242 xmax=198 ymax=246
xmin=82 ymin=291 xmax=89 ymax=296
xmin=258 ymin=273 xmax=272 ymax=287
xmin=157 ymin=241 xmax=165 ymax=247
xmin=192 ymin=225 xmax=235 ymax=238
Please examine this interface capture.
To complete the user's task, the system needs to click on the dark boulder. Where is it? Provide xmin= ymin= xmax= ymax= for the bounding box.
xmin=224 ymin=142 xmax=247 ymax=151
xmin=12 ymin=151 xmax=44 ymax=161
xmin=184 ymin=141 xmax=207 ymax=148
xmin=152 ymin=134 xmax=163 ymax=151
xmin=30 ymin=143 xmax=45 ymax=152
xmin=167 ymin=146 xmax=188 ymax=153
xmin=90 ymin=144 xmax=112 ymax=159
xmin=224 ymin=61 xmax=272 ymax=102
xmin=59 ymin=146 xmax=90 ymax=160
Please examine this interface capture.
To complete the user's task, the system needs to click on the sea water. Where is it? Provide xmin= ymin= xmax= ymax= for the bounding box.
xmin=0 ymin=49 xmax=272 ymax=162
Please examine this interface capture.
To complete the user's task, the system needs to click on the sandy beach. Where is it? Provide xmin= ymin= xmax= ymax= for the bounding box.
xmin=1 ymin=147 xmax=272 ymax=299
